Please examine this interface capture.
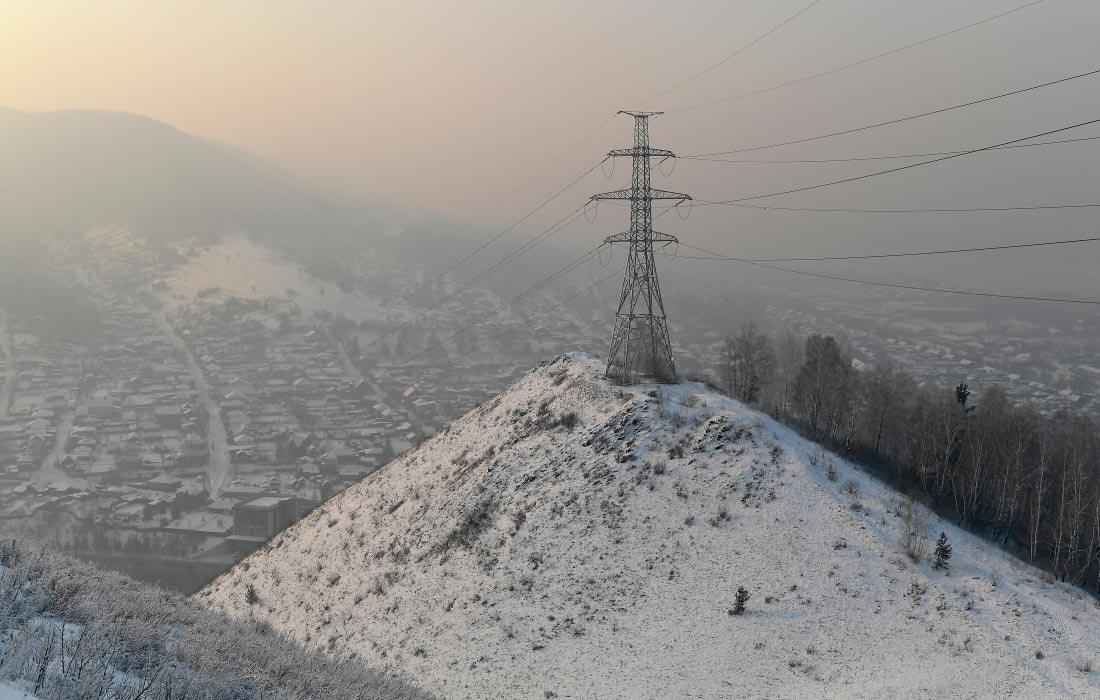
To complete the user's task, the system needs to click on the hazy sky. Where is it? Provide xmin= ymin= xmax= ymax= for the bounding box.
xmin=5 ymin=0 xmax=1100 ymax=292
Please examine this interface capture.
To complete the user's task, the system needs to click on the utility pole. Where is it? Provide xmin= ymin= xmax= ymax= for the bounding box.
xmin=592 ymin=111 xmax=690 ymax=383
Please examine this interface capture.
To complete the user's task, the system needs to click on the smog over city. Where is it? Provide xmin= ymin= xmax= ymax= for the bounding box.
xmin=1 ymin=2 xmax=1099 ymax=698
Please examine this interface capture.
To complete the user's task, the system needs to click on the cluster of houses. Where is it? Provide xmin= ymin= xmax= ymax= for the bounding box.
xmin=368 ymin=357 xmax=525 ymax=435
xmin=0 ymin=289 xmax=217 ymax=528
xmin=767 ymin=305 xmax=1099 ymax=415
xmin=168 ymin=298 xmax=443 ymax=550
xmin=0 ymin=326 xmax=81 ymax=479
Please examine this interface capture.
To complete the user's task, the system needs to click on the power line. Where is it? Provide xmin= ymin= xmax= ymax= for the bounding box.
xmin=458 ymin=267 xmax=624 ymax=362
xmin=362 ymin=203 xmax=588 ymax=351
xmin=383 ymin=157 xmax=606 ymax=314
xmin=468 ymin=120 xmax=618 ymax=223
xmin=683 ymin=67 xmax=1100 ymax=157
xmin=408 ymin=266 xmax=624 ymax=366
xmin=686 ymin=201 xmax=1100 ymax=214
xmin=455 ymin=0 xmax=818 ymax=263
xmin=682 ymin=134 xmax=1100 ymax=163
xmin=641 ymin=0 xmax=824 ymax=106
xmin=402 ymin=250 xmax=601 ymax=364
xmin=696 ymin=117 xmax=1100 ymax=204
xmin=402 ymin=256 xmax=619 ymax=365
xmin=675 ymin=242 xmax=1100 ymax=305
xmin=675 ymin=235 xmax=1100 ymax=262
xmin=369 ymin=137 xmax=686 ymax=363
xmin=447 ymin=0 xmax=819 ymax=277
xmin=398 ymin=203 xmax=681 ymax=366
xmin=386 ymin=0 xmax=818 ymax=336
xmin=666 ymin=0 xmax=1047 ymax=114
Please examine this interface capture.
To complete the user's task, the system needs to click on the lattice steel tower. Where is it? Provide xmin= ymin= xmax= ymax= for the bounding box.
xmin=592 ymin=111 xmax=690 ymax=384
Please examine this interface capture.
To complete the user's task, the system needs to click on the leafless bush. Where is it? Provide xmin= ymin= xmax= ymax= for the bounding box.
xmin=900 ymin=495 xmax=931 ymax=563
xmin=677 ymin=393 xmax=702 ymax=408
xmin=435 ymin=498 xmax=498 ymax=556
xmin=557 ymin=411 xmax=579 ymax=430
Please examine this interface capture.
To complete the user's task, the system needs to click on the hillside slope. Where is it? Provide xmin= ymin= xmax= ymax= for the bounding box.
xmin=200 ymin=354 xmax=1100 ymax=699
xmin=0 ymin=539 xmax=430 ymax=700
xmin=0 ymin=108 xmax=361 ymax=240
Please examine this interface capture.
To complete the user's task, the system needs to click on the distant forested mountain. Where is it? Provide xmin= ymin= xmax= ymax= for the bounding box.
xmin=0 ymin=108 xmax=366 ymax=242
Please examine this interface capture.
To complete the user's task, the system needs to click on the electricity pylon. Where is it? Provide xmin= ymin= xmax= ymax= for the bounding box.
xmin=591 ymin=111 xmax=689 ymax=384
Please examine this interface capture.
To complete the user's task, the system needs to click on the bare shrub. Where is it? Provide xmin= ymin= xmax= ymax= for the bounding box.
xmin=678 ymin=393 xmax=702 ymax=408
xmin=900 ymin=495 xmax=931 ymax=563
xmin=435 ymin=498 xmax=497 ymax=556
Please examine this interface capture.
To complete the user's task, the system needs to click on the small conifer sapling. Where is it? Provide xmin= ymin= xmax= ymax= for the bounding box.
xmin=934 ymin=532 xmax=952 ymax=570
xmin=730 ymin=586 xmax=751 ymax=615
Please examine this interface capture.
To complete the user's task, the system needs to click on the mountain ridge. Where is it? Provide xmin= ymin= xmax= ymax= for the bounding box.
xmin=0 ymin=107 xmax=366 ymax=240
xmin=199 ymin=354 xmax=1100 ymax=699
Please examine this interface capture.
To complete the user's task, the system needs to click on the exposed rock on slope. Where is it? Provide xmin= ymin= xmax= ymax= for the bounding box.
xmin=200 ymin=354 xmax=1100 ymax=699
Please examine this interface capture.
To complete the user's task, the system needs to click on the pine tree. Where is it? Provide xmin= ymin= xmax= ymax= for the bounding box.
xmin=934 ymin=532 xmax=952 ymax=570
xmin=245 ymin=583 xmax=260 ymax=606
xmin=955 ymin=382 xmax=974 ymax=414
xmin=730 ymin=586 xmax=751 ymax=615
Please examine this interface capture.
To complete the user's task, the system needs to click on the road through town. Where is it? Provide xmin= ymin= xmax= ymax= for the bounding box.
xmin=157 ymin=313 xmax=233 ymax=498
xmin=0 ymin=311 xmax=15 ymax=419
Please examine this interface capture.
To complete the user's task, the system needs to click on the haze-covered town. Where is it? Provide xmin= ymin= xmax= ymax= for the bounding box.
xmin=1 ymin=226 xmax=1096 ymax=592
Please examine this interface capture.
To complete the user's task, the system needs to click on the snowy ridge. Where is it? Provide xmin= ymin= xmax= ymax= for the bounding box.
xmin=200 ymin=354 xmax=1100 ymax=699
xmin=0 ymin=540 xmax=430 ymax=700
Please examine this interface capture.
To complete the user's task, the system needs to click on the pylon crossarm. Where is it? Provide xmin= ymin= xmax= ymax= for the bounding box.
xmin=590 ymin=191 xmax=689 ymax=202
xmin=590 ymin=190 xmax=633 ymax=201
xmin=608 ymin=147 xmax=675 ymax=159
xmin=649 ymin=189 xmax=691 ymax=200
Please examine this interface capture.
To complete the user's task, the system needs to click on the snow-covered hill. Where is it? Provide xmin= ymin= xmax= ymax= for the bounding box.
xmin=0 ymin=540 xmax=429 ymax=700
xmin=199 ymin=354 xmax=1100 ymax=699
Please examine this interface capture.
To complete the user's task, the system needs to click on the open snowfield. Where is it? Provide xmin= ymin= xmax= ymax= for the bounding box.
xmin=154 ymin=235 xmax=386 ymax=320
xmin=0 ymin=683 xmax=36 ymax=700
xmin=200 ymin=354 xmax=1100 ymax=699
